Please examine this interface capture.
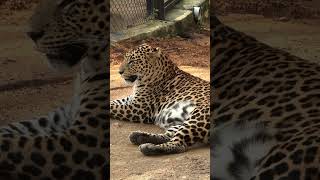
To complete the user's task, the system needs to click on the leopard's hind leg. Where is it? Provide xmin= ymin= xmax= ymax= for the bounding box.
xmin=129 ymin=101 xmax=195 ymax=146
xmin=138 ymin=118 xmax=209 ymax=155
xmin=129 ymin=125 xmax=181 ymax=145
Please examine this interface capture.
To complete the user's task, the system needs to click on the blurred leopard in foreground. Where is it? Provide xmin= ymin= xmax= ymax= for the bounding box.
xmin=211 ymin=14 xmax=320 ymax=180
xmin=0 ymin=0 xmax=109 ymax=179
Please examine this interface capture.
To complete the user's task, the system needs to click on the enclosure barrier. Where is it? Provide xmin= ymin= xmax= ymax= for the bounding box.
xmin=111 ymin=0 xmax=181 ymax=32
xmin=111 ymin=0 xmax=150 ymax=32
xmin=152 ymin=0 xmax=181 ymax=20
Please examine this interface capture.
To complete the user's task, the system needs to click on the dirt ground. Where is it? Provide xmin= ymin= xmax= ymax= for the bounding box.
xmin=0 ymin=8 xmax=74 ymax=124
xmin=219 ymin=14 xmax=320 ymax=62
xmin=110 ymin=66 xmax=210 ymax=180
xmin=0 ymin=7 xmax=211 ymax=180
xmin=1 ymin=5 xmax=320 ymax=180
xmin=110 ymin=24 xmax=211 ymax=179
xmin=111 ymin=14 xmax=319 ymax=180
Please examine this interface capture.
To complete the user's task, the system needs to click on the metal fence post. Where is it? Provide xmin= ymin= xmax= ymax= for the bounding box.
xmin=156 ymin=0 xmax=165 ymax=20
xmin=146 ymin=0 xmax=153 ymax=16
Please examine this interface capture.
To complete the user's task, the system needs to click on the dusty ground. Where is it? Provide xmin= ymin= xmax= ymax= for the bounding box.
xmin=110 ymin=26 xmax=211 ymax=179
xmin=0 ymin=7 xmax=211 ymax=180
xmin=0 ymin=8 xmax=74 ymax=124
xmin=1 ymin=5 xmax=320 ymax=180
xmin=110 ymin=14 xmax=320 ymax=180
xmin=219 ymin=14 xmax=320 ymax=62
xmin=110 ymin=66 xmax=210 ymax=180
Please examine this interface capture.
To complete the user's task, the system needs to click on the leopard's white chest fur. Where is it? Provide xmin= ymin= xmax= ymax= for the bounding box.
xmin=211 ymin=120 xmax=276 ymax=180
xmin=155 ymin=101 xmax=195 ymax=129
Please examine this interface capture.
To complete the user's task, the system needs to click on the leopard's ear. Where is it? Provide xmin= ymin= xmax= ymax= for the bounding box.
xmin=153 ymin=47 xmax=162 ymax=57
xmin=139 ymin=43 xmax=151 ymax=50
xmin=153 ymin=47 xmax=160 ymax=52
xmin=124 ymin=52 xmax=131 ymax=60
xmin=148 ymin=47 xmax=162 ymax=59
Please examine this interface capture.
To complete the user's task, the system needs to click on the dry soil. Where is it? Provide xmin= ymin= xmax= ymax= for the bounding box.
xmin=1 ymin=7 xmax=320 ymax=180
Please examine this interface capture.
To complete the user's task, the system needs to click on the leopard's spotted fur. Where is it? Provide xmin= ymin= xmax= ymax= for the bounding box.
xmin=111 ymin=44 xmax=210 ymax=155
xmin=0 ymin=0 xmax=109 ymax=179
xmin=211 ymin=14 xmax=320 ymax=180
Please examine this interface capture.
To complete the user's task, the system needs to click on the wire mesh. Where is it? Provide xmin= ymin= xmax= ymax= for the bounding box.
xmin=111 ymin=0 xmax=153 ymax=33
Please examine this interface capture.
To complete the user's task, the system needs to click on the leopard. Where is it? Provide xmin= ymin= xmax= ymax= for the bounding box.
xmin=110 ymin=43 xmax=210 ymax=155
xmin=0 ymin=0 xmax=109 ymax=179
xmin=211 ymin=14 xmax=320 ymax=180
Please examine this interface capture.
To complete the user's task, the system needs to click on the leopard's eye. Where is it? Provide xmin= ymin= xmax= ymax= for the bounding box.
xmin=58 ymin=0 xmax=74 ymax=8
xmin=128 ymin=61 xmax=134 ymax=66
xmin=58 ymin=0 xmax=76 ymax=13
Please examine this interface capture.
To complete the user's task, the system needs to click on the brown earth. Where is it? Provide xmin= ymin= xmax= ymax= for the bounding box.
xmin=111 ymin=14 xmax=319 ymax=180
xmin=1 ymin=5 xmax=320 ymax=180
xmin=0 ymin=6 xmax=211 ymax=180
xmin=219 ymin=14 xmax=320 ymax=63
xmin=110 ymin=26 xmax=210 ymax=180
xmin=110 ymin=66 xmax=210 ymax=180
xmin=0 ymin=7 xmax=74 ymax=124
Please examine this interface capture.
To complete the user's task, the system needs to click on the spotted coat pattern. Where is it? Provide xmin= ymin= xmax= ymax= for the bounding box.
xmin=211 ymin=14 xmax=320 ymax=180
xmin=111 ymin=44 xmax=210 ymax=155
xmin=0 ymin=0 xmax=110 ymax=179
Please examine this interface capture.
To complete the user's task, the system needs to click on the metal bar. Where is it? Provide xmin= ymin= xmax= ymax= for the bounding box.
xmin=146 ymin=0 xmax=153 ymax=16
xmin=164 ymin=0 xmax=180 ymax=11
xmin=156 ymin=0 xmax=165 ymax=20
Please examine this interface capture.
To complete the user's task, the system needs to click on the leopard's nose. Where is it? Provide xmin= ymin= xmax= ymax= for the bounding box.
xmin=119 ymin=70 xmax=124 ymax=75
xmin=27 ymin=31 xmax=44 ymax=42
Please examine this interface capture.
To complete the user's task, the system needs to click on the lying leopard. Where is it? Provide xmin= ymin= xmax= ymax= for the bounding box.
xmin=0 ymin=0 xmax=109 ymax=179
xmin=211 ymin=14 xmax=320 ymax=180
xmin=111 ymin=44 xmax=210 ymax=155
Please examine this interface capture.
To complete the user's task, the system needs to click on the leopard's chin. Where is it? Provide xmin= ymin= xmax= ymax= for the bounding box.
xmin=45 ymin=43 xmax=88 ymax=70
xmin=124 ymin=75 xmax=138 ymax=83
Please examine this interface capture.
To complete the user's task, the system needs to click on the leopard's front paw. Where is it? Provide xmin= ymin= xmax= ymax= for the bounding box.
xmin=139 ymin=143 xmax=164 ymax=156
xmin=139 ymin=142 xmax=187 ymax=155
xmin=129 ymin=131 xmax=149 ymax=145
xmin=129 ymin=131 xmax=170 ymax=145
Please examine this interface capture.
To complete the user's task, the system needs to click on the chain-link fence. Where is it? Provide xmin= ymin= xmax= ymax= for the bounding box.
xmin=111 ymin=0 xmax=154 ymax=32
xmin=213 ymin=0 xmax=320 ymax=19
xmin=110 ymin=0 xmax=182 ymax=32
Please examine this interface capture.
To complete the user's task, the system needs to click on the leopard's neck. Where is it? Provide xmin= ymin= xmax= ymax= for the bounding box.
xmin=211 ymin=15 xmax=263 ymax=77
xmin=80 ymin=46 xmax=109 ymax=78
xmin=134 ymin=61 xmax=179 ymax=94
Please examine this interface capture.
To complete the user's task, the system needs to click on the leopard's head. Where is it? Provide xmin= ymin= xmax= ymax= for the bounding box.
xmin=119 ymin=44 xmax=174 ymax=84
xmin=27 ymin=0 xmax=109 ymax=71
